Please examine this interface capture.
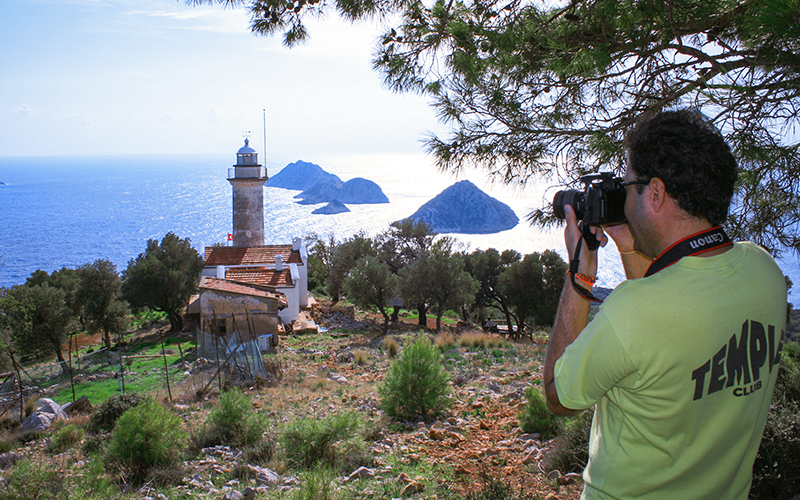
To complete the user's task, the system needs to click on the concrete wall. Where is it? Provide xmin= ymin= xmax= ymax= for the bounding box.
xmin=199 ymin=289 xmax=281 ymax=341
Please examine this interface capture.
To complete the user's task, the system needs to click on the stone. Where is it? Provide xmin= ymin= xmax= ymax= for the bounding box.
xmin=397 ymin=472 xmax=413 ymax=484
xmin=21 ymin=412 xmax=52 ymax=433
xmin=400 ymin=481 xmax=425 ymax=496
xmin=559 ymin=472 xmax=582 ymax=485
xmin=346 ymin=466 xmax=375 ymax=482
xmin=428 ymin=428 xmax=446 ymax=440
xmin=61 ymin=395 xmax=91 ymax=415
xmin=242 ymin=487 xmax=256 ymax=500
xmin=222 ymin=491 xmax=244 ymax=500
xmin=0 ymin=453 xmax=22 ymax=469
xmin=35 ymin=398 xmax=68 ymax=420
xmin=250 ymin=465 xmax=279 ymax=485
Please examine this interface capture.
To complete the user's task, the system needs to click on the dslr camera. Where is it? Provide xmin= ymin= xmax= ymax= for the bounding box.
xmin=553 ymin=172 xmax=628 ymax=226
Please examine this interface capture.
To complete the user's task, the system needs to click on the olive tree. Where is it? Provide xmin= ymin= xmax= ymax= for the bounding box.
xmin=122 ymin=232 xmax=204 ymax=332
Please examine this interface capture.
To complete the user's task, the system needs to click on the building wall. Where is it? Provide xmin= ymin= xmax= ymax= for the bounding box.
xmin=199 ymin=289 xmax=281 ymax=342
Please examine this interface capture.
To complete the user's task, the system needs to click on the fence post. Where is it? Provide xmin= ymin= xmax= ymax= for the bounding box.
xmin=161 ymin=333 xmax=173 ymax=403
xmin=69 ymin=333 xmax=76 ymax=403
xmin=118 ymin=338 xmax=125 ymax=395
xmin=9 ymin=352 xmax=23 ymax=423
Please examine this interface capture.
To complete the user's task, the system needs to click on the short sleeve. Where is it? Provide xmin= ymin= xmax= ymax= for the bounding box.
xmin=554 ymin=309 xmax=637 ymax=410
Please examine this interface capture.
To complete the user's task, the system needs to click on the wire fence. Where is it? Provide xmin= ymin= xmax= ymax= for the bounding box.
xmin=0 ymin=328 xmax=275 ymax=416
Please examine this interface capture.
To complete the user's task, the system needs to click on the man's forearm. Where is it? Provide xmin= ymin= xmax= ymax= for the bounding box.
xmin=543 ymin=281 xmax=590 ymax=416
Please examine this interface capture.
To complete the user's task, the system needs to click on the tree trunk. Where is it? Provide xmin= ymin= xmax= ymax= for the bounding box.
xmin=416 ymin=303 xmax=428 ymax=327
xmin=55 ymin=347 xmax=70 ymax=378
xmin=168 ymin=311 xmax=183 ymax=332
xmin=502 ymin=305 xmax=514 ymax=338
xmin=390 ymin=306 xmax=401 ymax=322
xmin=103 ymin=327 xmax=112 ymax=350
xmin=378 ymin=306 xmax=390 ymax=335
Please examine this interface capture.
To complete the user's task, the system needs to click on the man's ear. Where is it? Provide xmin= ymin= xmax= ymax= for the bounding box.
xmin=648 ymin=177 xmax=669 ymax=212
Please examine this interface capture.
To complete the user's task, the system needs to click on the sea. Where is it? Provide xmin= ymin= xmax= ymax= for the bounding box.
xmin=1 ymin=153 xmax=799 ymax=306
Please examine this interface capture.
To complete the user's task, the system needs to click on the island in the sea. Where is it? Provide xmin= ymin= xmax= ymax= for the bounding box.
xmin=266 ymin=160 xmax=388 ymax=213
xmin=400 ymin=180 xmax=519 ymax=234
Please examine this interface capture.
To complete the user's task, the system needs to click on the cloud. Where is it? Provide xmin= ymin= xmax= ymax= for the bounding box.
xmin=11 ymin=104 xmax=41 ymax=118
xmin=124 ymin=8 xmax=250 ymax=34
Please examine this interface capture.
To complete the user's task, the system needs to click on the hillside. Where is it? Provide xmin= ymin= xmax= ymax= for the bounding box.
xmin=0 ymin=303 xmax=583 ymax=500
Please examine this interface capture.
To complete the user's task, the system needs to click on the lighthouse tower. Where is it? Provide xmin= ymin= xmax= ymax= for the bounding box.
xmin=229 ymin=138 xmax=268 ymax=247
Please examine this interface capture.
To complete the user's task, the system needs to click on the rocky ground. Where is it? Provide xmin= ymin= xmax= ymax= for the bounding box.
xmin=1 ymin=300 xmax=584 ymax=500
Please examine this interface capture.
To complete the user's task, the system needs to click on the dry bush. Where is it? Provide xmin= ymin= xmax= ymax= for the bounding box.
xmin=458 ymin=332 xmax=510 ymax=350
xmin=382 ymin=336 xmax=399 ymax=358
xmin=434 ymin=332 xmax=456 ymax=351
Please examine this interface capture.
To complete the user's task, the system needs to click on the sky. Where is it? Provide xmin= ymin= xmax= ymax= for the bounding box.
xmin=0 ymin=0 xmax=444 ymax=158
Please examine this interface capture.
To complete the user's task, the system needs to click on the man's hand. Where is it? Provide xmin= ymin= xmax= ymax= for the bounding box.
xmin=602 ymin=223 xmax=652 ymax=280
xmin=564 ymin=205 xmax=606 ymax=278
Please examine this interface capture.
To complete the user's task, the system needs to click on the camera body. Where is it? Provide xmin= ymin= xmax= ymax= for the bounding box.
xmin=553 ymin=172 xmax=627 ymax=226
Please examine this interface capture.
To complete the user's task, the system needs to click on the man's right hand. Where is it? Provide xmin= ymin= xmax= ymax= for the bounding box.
xmin=603 ymin=223 xmax=652 ymax=279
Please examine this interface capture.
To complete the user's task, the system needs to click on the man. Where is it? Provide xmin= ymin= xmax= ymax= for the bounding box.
xmin=543 ymin=109 xmax=787 ymax=499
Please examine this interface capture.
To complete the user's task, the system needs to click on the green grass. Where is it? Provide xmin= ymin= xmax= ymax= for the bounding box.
xmin=51 ymin=338 xmax=194 ymax=405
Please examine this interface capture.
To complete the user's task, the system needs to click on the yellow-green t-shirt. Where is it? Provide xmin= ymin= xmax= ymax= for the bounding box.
xmin=554 ymin=242 xmax=787 ymax=500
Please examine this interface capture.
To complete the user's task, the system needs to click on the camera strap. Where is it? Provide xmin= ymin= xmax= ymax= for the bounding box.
xmin=644 ymin=226 xmax=732 ymax=277
xmin=570 ymin=224 xmax=732 ymax=303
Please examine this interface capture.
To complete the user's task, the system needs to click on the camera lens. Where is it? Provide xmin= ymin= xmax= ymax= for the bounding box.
xmin=553 ymin=190 xmax=583 ymax=220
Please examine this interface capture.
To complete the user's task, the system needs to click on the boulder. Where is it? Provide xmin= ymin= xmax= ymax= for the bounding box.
xmin=62 ymin=395 xmax=92 ymax=416
xmin=21 ymin=398 xmax=68 ymax=432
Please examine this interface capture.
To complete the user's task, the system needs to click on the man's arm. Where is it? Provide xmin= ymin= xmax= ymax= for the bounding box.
xmin=543 ymin=206 xmax=601 ymax=416
xmin=544 ymin=280 xmax=590 ymax=416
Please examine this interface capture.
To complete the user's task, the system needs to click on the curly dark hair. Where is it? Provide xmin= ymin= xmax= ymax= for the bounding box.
xmin=623 ymin=109 xmax=738 ymax=225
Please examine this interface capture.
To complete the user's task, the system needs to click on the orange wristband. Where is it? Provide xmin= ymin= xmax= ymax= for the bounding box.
xmin=568 ymin=271 xmax=597 ymax=287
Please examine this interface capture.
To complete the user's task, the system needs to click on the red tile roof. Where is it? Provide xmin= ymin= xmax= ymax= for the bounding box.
xmin=198 ymin=277 xmax=287 ymax=305
xmin=225 ymin=267 xmax=294 ymax=288
xmin=204 ymin=245 xmax=302 ymax=267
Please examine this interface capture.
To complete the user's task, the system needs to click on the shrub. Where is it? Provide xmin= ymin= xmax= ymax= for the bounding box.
xmin=190 ymin=388 xmax=266 ymax=452
xmin=750 ymin=340 xmax=800 ymax=499
xmin=518 ymin=386 xmax=561 ymax=440
xmin=382 ymin=336 xmax=399 ymax=358
xmin=379 ymin=335 xmax=452 ymax=422
xmin=542 ymin=408 xmax=593 ymax=474
xmin=435 ymin=332 xmax=456 ymax=351
xmin=458 ymin=332 xmax=507 ymax=350
xmin=4 ymin=458 xmax=64 ymax=499
xmin=105 ymin=399 xmax=187 ymax=485
xmin=48 ymin=423 xmax=85 ymax=453
xmin=87 ymin=392 xmax=148 ymax=434
xmin=294 ymin=464 xmax=340 ymax=500
xmin=353 ymin=350 xmax=369 ymax=366
xmin=279 ymin=412 xmax=370 ymax=472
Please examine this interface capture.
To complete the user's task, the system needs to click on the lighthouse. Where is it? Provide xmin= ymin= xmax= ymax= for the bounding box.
xmin=228 ymin=138 xmax=267 ymax=247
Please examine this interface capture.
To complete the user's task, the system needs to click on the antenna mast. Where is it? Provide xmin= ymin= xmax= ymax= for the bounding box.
xmin=263 ymin=107 xmax=268 ymax=178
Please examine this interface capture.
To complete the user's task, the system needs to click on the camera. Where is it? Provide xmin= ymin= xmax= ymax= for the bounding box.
xmin=553 ymin=172 xmax=627 ymax=226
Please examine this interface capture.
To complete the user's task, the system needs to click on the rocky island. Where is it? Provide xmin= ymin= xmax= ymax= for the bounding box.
xmin=266 ymin=160 xmax=388 ymax=213
xmin=402 ymin=180 xmax=519 ymax=234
